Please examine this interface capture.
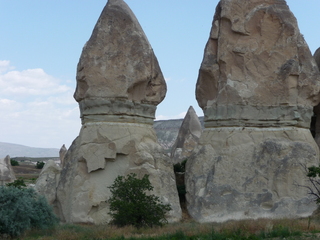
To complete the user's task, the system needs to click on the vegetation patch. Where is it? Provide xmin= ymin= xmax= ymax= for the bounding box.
xmin=108 ymin=173 xmax=172 ymax=229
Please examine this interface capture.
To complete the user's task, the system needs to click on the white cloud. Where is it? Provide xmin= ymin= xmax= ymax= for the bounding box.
xmin=0 ymin=60 xmax=13 ymax=74
xmin=0 ymin=68 xmax=70 ymax=97
xmin=0 ymin=61 xmax=80 ymax=149
xmin=155 ymin=111 xmax=187 ymax=121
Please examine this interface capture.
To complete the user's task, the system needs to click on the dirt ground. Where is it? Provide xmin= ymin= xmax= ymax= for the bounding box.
xmin=12 ymin=164 xmax=41 ymax=180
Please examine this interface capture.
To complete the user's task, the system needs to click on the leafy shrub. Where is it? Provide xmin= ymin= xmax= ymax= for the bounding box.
xmin=36 ymin=161 xmax=45 ymax=169
xmin=10 ymin=159 xmax=19 ymax=166
xmin=0 ymin=186 xmax=58 ymax=237
xmin=108 ymin=173 xmax=172 ymax=228
xmin=6 ymin=178 xmax=27 ymax=189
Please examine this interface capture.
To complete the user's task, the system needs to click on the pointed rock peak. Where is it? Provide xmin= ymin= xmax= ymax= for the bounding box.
xmin=185 ymin=106 xmax=197 ymax=117
xmin=75 ymin=0 xmax=166 ymax=105
xmin=59 ymin=144 xmax=67 ymax=166
xmin=170 ymin=106 xmax=202 ymax=164
xmin=314 ymin=47 xmax=320 ymax=70
xmin=180 ymin=106 xmax=202 ymax=137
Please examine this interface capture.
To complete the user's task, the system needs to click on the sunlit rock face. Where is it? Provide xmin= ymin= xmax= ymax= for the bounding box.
xmin=55 ymin=0 xmax=181 ymax=224
xmin=0 ymin=155 xmax=16 ymax=186
xmin=186 ymin=0 xmax=320 ymax=223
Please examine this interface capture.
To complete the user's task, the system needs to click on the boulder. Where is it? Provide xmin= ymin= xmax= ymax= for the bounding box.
xmin=170 ymin=106 xmax=202 ymax=164
xmin=55 ymin=0 xmax=181 ymax=224
xmin=186 ymin=0 xmax=320 ymax=222
xmin=0 ymin=155 xmax=16 ymax=186
xmin=35 ymin=160 xmax=61 ymax=207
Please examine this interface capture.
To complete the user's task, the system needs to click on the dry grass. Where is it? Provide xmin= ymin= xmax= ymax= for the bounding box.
xmin=19 ymin=216 xmax=320 ymax=240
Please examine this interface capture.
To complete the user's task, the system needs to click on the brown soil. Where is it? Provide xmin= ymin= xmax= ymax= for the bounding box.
xmin=12 ymin=164 xmax=41 ymax=179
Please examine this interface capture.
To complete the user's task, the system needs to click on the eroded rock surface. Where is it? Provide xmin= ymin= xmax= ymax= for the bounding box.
xmin=313 ymin=48 xmax=320 ymax=148
xmin=186 ymin=0 xmax=320 ymax=222
xmin=54 ymin=0 xmax=181 ymax=224
xmin=170 ymin=106 xmax=202 ymax=164
xmin=0 ymin=155 xmax=16 ymax=186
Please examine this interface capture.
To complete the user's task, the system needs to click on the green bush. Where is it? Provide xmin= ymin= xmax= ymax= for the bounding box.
xmin=6 ymin=178 xmax=27 ymax=189
xmin=36 ymin=161 xmax=45 ymax=169
xmin=304 ymin=165 xmax=320 ymax=203
xmin=108 ymin=173 xmax=172 ymax=228
xmin=10 ymin=159 xmax=19 ymax=166
xmin=0 ymin=186 xmax=58 ymax=237
xmin=173 ymin=159 xmax=187 ymax=173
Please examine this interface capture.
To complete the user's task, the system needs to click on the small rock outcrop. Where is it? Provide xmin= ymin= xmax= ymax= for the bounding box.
xmin=0 ymin=155 xmax=16 ymax=186
xmin=54 ymin=0 xmax=181 ymax=224
xmin=59 ymin=144 xmax=67 ymax=166
xmin=35 ymin=160 xmax=61 ymax=208
xmin=186 ymin=0 xmax=320 ymax=222
xmin=170 ymin=106 xmax=202 ymax=164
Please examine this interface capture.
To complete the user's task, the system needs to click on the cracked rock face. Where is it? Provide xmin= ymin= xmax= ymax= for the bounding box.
xmin=53 ymin=0 xmax=181 ymax=224
xmin=186 ymin=0 xmax=320 ymax=222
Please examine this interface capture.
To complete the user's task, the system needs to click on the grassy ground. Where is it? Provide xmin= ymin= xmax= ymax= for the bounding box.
xmin=11 ymin=216 xmax=320 ymax=240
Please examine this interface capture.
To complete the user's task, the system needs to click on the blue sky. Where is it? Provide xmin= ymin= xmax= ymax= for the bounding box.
xmin=0 ymin=0 xmax=319 ymax=149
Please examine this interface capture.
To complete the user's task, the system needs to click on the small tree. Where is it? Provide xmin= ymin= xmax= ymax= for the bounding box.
xmin=10 ymin=159 xmax=19 ymax=166
xmin=36 ymin=161 xmax=45 ymax=169
xmin=108 ymin=173 xmax=172 ymax=228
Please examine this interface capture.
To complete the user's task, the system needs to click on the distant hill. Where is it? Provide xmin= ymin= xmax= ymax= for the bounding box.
xmin=0 ymin=142 xmax=59 ymax=158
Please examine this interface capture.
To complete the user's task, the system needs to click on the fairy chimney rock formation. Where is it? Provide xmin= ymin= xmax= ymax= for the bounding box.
xmin=55 ymin=0 xmax=181 ymax=224
xmin=0 ymin=155 xmax=16 ymax=186
xmin=313 ymin=48 xmax=320 ymax=148
xmin=186 ymin=0 xmax=320 ymax=223
xmin=170 ymin=106 xmax=202 ymax=164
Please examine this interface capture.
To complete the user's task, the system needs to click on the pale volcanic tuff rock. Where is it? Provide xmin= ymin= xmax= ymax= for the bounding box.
xmin=0 ymin=155 xmax=16 ymax=186
xmin=55 ymin=0 xmax=181 ymax=224
xmin=186 ymin=0 xmax=320 ymax=222
xmin=313 ymin=48 xmax=320 ymax=148
xmin=35 ymin=160 xmax=61 ymax=214
xmin=59 ymin=144 xmax=67 ymax=166
xmin=170 ymin=106 xmax=202 ymax=164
